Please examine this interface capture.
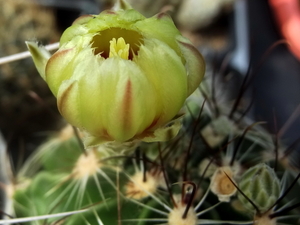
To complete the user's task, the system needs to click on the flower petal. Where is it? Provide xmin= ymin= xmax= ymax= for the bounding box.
xmin=88 ymin=58 xmax=157 ymax=142
xmin=60 ymin=24 xmax=89 ymax=45
xmin=58 ymin=52 xmax=158 ymax=142
xmin=57 ymin=79 xmax=81 ymax=127
xmin=135 ymin=39 xmax=187 ymax=127
xmin=87 ymin=9 xmax=145 ymax=33
xmin=176 ymin=36 xmax=206 ymax=96
xmin=45 ymin=48 xmax=78 ymax=96
xmin=135 ymin=14 xmax=182 ymax=57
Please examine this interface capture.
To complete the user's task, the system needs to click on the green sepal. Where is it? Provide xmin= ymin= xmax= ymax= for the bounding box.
xmin=26 ymin=41 xmax=51 ymax=80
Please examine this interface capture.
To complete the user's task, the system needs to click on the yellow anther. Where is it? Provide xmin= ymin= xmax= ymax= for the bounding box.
xmin=109 ymin=37 xmax=130 ymax=59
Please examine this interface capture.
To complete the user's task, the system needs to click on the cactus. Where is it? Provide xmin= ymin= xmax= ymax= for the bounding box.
xmin=238 ymin=163 xmax=281 ymax=212
xmin=1 ymin=0 xmax=300 ymax=225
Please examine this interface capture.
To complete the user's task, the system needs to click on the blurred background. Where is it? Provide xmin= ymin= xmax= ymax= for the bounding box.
xmin=1 ymin=0 xmax=300 ymax=168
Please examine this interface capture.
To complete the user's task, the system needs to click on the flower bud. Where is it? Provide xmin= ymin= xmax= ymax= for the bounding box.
xmin=26 ymin=0 xmax=205 ymax=146
xmin=238 ymin=163 xmax=280 ymax=212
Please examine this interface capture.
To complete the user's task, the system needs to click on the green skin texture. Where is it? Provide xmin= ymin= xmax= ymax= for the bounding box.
xmin=238 ymin=163 xmax=281 ymax=213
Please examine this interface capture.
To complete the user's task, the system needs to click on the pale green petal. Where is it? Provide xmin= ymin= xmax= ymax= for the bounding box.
xmin=135 ymin=39 xmax=187 ymax=126
xmin=45 ymin=47 xmax=79 ymax=96
xmin=65 ymin=55 xmax=157 ymax=142
xmin=119 ymin=8 xmax=145 ymax=22
xmin=87 ymin=9 xmax=145 ymax=33
xmin=56 ymin=51 xmax=107 ymax=137
xmin=60 ymin=24 xmax=89 ymax=45
xmin=106 ymin=59 xmax=157 ymax=141
xmin=57 ymin=79 xmax=81 ymax=128
xmin=177 ymin=36 xmax=205 ymax=96
xmin=135 ymin=14 xmax=182 ymax=57
xmin=26 ymin=41 xmax=51 ymax=80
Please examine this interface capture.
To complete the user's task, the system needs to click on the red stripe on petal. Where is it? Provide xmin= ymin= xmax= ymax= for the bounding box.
xmin=101 ymin=129 xmax=114 ymax=142
xmin=122 ymin=79 xmax=132 ymax=131
xmin=57 ymin=82 xmax=75 ymax=115
xmin=145 ymin=118 xmax=159 ymax=131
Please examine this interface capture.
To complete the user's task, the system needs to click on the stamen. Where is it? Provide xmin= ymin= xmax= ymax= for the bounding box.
xmin=109 ymin=37 xmax=130 ymax=60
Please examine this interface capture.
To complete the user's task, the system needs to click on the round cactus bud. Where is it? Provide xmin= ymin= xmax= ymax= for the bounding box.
xmin=238 ymin=163 xmax=280 ymax=212
xmin=26 ymin=0 xmax=205 ymax=147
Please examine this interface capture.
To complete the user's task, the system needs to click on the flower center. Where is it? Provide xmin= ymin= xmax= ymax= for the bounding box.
xmin=109 ymin=37 xmax=129 ymax=60
xmin=91 ymin=28 xmax=143 ymax=60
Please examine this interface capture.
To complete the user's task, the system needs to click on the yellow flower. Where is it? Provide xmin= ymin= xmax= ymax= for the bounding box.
xmin=26 ymin=0 xmax=205 ymax=147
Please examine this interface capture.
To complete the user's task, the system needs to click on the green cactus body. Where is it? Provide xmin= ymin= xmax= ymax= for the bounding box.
xmin=238 ymin=163 xmax=280 ymax=213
